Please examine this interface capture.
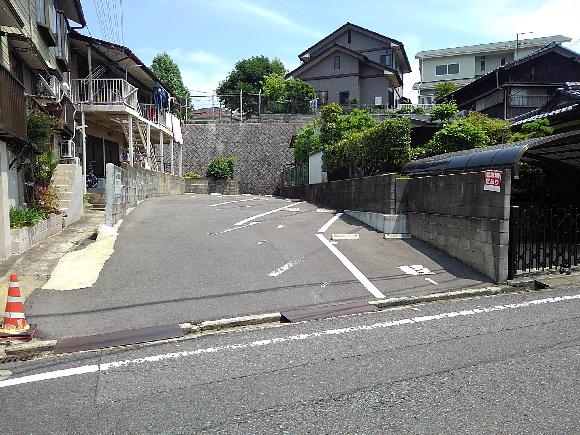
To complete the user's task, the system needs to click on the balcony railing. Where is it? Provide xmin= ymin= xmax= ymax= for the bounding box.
xmin=71 ymin=78 xmax=138 ymax=110
xmin=396 ymin=103 xmax=437 ymax=113
xmin=0 ymin=64 xmax=27 ymax=141
xmin=139 ymin=104 xmax=167 ymax=126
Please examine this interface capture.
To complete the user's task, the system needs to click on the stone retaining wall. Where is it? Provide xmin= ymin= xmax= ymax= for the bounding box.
xmin=105 ymin=163 xmax=185 ymax=226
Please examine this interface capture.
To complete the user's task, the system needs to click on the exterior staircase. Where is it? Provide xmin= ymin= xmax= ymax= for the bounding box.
xmin=52 ymin=163 xmax=85 ymax=226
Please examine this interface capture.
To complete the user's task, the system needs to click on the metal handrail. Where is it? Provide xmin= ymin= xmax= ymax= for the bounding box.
xmin=70 ymin=78 xmax=139 ymax=110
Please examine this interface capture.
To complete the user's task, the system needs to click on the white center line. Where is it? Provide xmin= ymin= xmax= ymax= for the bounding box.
xmin=234 ymin=202 xmax=305 ymax=226
xmin=2 ymin=293 xmax=578 ymax=389
xmin=316 ymin=233 xmax=385 ymax=299
xmin=267 ymin=258 xmax=304 ymax=277
xmin=318 ymin=212 xmax=343 ymax=233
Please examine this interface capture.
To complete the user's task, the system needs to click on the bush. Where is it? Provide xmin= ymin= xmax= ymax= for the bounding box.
xmin=183 ymin=172 xmax=203 ymax=179
xmin=361 ymin=118 xmax=412 ymax=167
xmin=10 ymin=206 xmax=48 ymax=229
xmin=422 ymin=118 xmax=489 ymax=157
xmin=294 ymin=120 xmax=322 ymax=164
xmin=429 ymin=102 xmax=458 ymax=122
xmin=510 ymin=118 xmax=554 ymax=143
xmin=462 ymin=112 xmax=511 ymax=144
xmin=205 ymin=156 xmax=236 ymax=179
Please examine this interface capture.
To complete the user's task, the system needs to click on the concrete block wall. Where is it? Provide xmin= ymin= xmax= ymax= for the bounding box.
xmin=405 ymin=170 xmax=512 ymax=282
xmin=278 ymin=174 xmax=397 ymax=214
xmin=105 ymin=163 xmax=185 ymax=226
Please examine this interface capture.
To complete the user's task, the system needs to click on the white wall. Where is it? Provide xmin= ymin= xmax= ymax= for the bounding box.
xmin=0 ymin=141 xmax=13 ymax=259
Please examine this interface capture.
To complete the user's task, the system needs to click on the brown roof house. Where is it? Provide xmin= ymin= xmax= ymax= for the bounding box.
xmin=286 ymin=22 xmax=411 ymax=108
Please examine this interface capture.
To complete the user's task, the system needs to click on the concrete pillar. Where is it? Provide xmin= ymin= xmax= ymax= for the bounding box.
xmin=128 ymin=115 xmax=134 ymax=166
xmin=0 ymin=141 xmax=12 ymax=259
xmin=81 ymin=109 xmax=87 ymax=193
xmin=159 ymin=131 xmax=164 ymax=173
xmin=170 ymin=138 xmax=174 ymax=175
xmin=178 ymin=143 xmax=183 ymax=177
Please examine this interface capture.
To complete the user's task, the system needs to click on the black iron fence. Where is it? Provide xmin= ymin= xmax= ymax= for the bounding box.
xmin=280 ymin=163 xmax=308 ymax=187
xmin=508 ymin=205 xmax=580 ymax=278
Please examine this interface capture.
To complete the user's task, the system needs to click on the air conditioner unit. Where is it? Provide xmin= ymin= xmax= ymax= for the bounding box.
xmin=60 ymin=140 xmax=75 ymax=159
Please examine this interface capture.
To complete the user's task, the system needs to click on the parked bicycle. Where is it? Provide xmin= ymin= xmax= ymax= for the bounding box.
xmin=86 ymin=161 xmax=98 ymax=189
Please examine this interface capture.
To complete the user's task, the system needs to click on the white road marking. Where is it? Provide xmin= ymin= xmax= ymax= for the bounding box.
xmin=399 ymin=265 xmax=435 ymax=276
xmin=210 ymin=198 xmax=259 ymax=207
xmin=316 ymin=233 xmax=385 ymax=299
xmin=286 ymin=207 xmax=300 ymax=212
xmin=321 ymin=281 xmax=331 ymax=288
xmin=316 ymin=208 xmax=335 ymax=213
xmin=208 ymin=222 xmax=259 ymax=235
xmin=234 ymin=202 xmax=304 ymax=226
xmin=318 ymin=212 xmax=343 ymax=233
xmin=2 ymin=293 xmax=578 ymax=389
xmin=331 ymin=233 xmax=359 ymax=240
xmin=425 ymin=278 xmax=439 ymax=285
xmin=267 ymin=258 xmax=304 ymax=277
xmin=257 ymin=240 xmax=267 ymax=245
xmin=276 ymin=225 xmax=285 ymax=229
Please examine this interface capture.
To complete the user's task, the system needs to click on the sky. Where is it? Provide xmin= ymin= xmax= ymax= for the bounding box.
xmin=80 ymin=0 xmax=580 ymax=106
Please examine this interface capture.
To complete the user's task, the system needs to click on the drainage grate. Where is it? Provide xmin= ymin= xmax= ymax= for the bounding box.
xmin=0 ymin=353 xmax=40 ymax=364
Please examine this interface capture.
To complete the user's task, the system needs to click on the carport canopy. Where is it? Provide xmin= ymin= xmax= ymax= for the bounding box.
xmin=402 ymin=130 xmax=580 ymax=178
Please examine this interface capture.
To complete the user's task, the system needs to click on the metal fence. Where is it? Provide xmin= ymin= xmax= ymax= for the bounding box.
xmin=508 ymin=205 xmax=580 ymax=278
xmin=280 ymin=163 xmax=308 ymax=187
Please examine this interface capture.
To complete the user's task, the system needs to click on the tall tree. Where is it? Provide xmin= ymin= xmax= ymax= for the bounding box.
xmin=217 ymin=56 xmax=285 ymax=117
xmin=151 ymin=53 xmax=189 ymax=119
xmin=433 ymin=81 xmax=458 ymax=101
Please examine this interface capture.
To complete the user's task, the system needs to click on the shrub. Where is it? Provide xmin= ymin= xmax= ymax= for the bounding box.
xmin=423 ymin=118 xmax=489 ymax=157
xmin=319 ymin=103 xmax=344 ymax=146
xmin=294 ymin=120 xmax=322 ymax=164
xmin=510 ymin=118 xmax=554 ymax=143
xmin=463 ymin=112 xmax=511 ymax=144
xmin=183 ymin=172 xmax=203 ymax=179
xmin=361 ymin=118 xmax=412 ymax=167
xmin=429 ymin=102 xmax=458 ymax=122
xmin=10 ymin=206 xmax=48 ymax=229
xmin=205 ymin=156 xmax=236 ymax=179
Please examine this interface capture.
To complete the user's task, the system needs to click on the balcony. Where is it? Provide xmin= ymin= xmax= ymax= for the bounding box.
xmin=71 ymin=78 xmax=139 ymax=110
xmin=396 ymin=103 xmax=437 ymax=113
xmin=0 ymin=65 xmax=27 ymax=142
xmin=139 ymin=104 xmax=167 ymax=127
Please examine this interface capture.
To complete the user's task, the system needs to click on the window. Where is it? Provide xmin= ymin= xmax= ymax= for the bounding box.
xmin=380 ymin=53 xmax=391 ymax=67
xmin=347 ymin=30 xmax=351 ymax=44
xmin=338 ymin=91 xmax=349 ymax=105
xmin=436 ymin=63 xmax=459 ymax=75
xmin=480 ymin=57 xmax=486 ymax=72
xmin=435 ymin=64 xmax=447 ymax=75
xmin=36 ymin=0 xmax=57 ymax=46
xmin=54 ymin=12 xmax=69 ymax=63
xmin=501 ymin=58 xmax=506 ymax=66
xmin=334 ymin=55 xmax=341 ymax=70
xmin=447 ymin=63 xmax=459 ymax=74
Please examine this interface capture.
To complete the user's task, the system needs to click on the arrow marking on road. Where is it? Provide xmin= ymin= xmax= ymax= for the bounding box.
xmin=1 ymin=293 xmax=578 ymax=389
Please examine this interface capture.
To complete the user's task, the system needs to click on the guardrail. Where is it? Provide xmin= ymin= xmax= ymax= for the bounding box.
xmin=139 ymin=103 xmax=167 ymax=126
xmin=0 ymin=65 xmax=27 ymax=141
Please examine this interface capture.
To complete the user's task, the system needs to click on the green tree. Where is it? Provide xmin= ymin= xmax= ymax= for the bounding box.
xmin=421 ymin=119 xmax=489 ymax=157
xmin=429 ymin=102 xmax=458 ymax=122
xmin=217 ymin=56 xmax=285 ymax=117
xmin=293 ymin=120 xmax=321 ymax=164
xmin=285 ymin=77 xmax=315 ymax=113
xmin=151 ymin=53 xmax=188 ymax=99
xmin=509 ymin=118 xmax=554 ymax=142
xmin=434 ymin=81 xmax=458 ymax=101
xmin=262 ymin=73 xmax=287 ymax=101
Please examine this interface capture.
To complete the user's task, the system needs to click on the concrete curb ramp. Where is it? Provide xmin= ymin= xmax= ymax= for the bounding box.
xmin=4 ymin=284 xmax=534 ymax=357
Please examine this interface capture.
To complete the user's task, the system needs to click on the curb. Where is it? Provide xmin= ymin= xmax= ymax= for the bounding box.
xmin=368 ymin=285 xmax=513 ymax=309
xmin=2 ymin=285 xmax=544 ymax=357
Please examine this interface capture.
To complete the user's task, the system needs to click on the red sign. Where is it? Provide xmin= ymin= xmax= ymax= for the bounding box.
xmin=484 ymin=170 xmax=502 ymax=192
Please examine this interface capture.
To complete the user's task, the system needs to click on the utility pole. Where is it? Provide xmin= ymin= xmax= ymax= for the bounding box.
xmin=239 ymin=89 xmax=243 ymax=123
xmin=258 ymin=89 xmax=262 ymax=120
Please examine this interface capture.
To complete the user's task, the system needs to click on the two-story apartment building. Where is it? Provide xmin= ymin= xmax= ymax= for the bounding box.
xmin=0 ymin=0 xmax=85 ymax=258
xmin=413 ymin=35 xmax=572 ymax=104
xmin=286 ymin=22 xmax=411 ymax=108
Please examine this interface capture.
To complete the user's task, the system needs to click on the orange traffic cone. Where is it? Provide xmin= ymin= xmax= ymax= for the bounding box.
xmin=1 ymin=273 xmax=29 ymax=333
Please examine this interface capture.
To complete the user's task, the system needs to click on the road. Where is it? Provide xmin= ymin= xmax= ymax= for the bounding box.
xmin=1 ymin=288 xmax=579 ymax=433
xmin=26 ymin=195 xmax=490 ymax=339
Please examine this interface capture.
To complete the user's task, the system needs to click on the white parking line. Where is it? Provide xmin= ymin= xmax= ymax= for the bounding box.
xmin=210 ymin=198 xmax=259 ymax=207
xmin=315 ymin=233 xmax=385 ymax=299
xmin=267 ymin=258 xmax=304 ymax=277
xmin=208 ymin=222 xmax=259 ymax=235
xmin=234 ymin=202 xmax=305 ymax=226
xmin=425 ymin=278 xmax=439 ymax=285
xmin=318 ymin=213 xmax=343 ymax=233
xmin=2 ymin=293 xmax=578 ymax=389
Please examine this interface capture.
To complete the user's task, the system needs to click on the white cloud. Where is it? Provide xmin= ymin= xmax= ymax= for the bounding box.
xmin=166 ymin=49 xmax=225 ymax=67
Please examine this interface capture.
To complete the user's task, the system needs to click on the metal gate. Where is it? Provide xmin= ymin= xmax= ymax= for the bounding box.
xmin=508 ymin=205 xmax=580 ymax=279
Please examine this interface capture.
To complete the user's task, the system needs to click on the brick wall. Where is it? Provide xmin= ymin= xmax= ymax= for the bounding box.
xmin=182 ymin=122 xmax=310 ymax=194
xmin=405 ymin=170 xmax=512 ymax=282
